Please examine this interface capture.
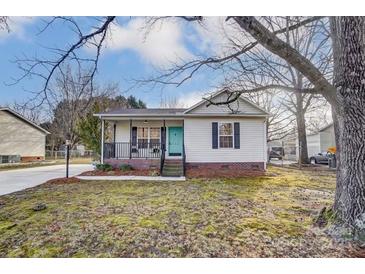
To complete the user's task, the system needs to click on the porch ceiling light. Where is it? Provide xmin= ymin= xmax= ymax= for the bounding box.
xmin=143 ymin=120 xmax=148 ymax=124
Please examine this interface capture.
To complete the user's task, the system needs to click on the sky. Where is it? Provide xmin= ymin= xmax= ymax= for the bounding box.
xmin=0 ymin=16 xmax=236 ymax=109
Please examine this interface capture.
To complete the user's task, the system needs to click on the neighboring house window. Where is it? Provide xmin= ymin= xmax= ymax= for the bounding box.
xmin=219 ymin=122 xmax=233 ymax=148
xmin=149 ymin=127 xmax=160 ymax=145
xmin=137 ymin=127 xmax=149 ymax=148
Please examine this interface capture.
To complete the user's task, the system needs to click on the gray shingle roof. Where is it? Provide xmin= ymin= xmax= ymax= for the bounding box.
xmin=97 ymin=108 xmax=187 ymax=116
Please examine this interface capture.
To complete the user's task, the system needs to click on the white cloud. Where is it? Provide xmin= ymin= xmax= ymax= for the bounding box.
xmin=188 ymin=17 xmax=253 ymax=57
xmin=0 ymin=16 xmax=34 ymax=41
xmin=99 ymin=18 xmax=193 ymax=67
xmin=176 ymin=90 xmax=213 ymax=108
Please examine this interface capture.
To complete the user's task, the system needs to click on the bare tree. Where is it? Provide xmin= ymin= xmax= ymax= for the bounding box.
xmin=10 ymin=102 xmax=42 ymax=123
xmin=0 ymin=16 xmax=10 ymax=32
xmin=241 ymin=90 xmax=296 ymax=142
xmin=181 ymin=17 xmax=331 ymax=163
xmin=159 ymin=95 xmax=184 ymax=108
xmin=11 ymin=16 xmax=117 ymax=107
xmin=46 ymin=65 xmax=117 ymax=147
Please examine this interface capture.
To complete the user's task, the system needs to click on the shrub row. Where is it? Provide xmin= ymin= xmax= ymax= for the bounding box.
xmin=95 ymin=163 xmax=133 ymax=172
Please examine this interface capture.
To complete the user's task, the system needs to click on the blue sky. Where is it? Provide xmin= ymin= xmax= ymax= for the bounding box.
xmin=0 ymin=17 xmax=229 ymax=108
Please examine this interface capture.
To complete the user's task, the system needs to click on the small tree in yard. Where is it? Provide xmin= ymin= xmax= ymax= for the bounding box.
xmin=77 ymin=102 xmax=103 ymax=156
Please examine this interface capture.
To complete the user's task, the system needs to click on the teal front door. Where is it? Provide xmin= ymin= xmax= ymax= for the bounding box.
xmin=168 ymin=127 xmax=183 ymax=156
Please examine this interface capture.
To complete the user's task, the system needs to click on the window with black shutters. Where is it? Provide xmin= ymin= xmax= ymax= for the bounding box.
xmin=219 ymin=122 xmax=233 ymax=148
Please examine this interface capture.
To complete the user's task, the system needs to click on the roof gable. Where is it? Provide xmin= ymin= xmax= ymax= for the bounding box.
xmin=0 ymin=108 xmax=50 ymax=134
xmin=184 ymin=90 xmax=269 ymax=115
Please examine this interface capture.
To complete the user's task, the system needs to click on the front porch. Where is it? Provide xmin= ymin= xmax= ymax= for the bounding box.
xmin=100 ymin=118 xmax=185 ymax=175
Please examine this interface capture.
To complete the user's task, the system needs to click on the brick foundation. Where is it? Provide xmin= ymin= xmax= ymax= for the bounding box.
xmin=186 ymin=162 xmax=265 ymax=171
xmin=21 ymin=156 xmax=45 ymax=162
xmin=185 ymin=162 xmax=265 ymax=178
xmin=104 ymin=158 xmax=160 ymax=170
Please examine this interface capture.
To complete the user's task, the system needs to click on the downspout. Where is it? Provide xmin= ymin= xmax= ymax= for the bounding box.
xmin=182 ymin=119 xmax=186 ymax=176
xmin=264 ymin=118 xmax=267 ymax=170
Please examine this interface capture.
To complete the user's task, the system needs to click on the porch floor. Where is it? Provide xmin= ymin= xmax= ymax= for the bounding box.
xmin=76 ymin=175 xmax=186 ymax=181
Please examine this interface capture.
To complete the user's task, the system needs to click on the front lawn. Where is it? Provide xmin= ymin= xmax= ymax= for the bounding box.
xmin=0 ymin=166 xmax=348 ymax=257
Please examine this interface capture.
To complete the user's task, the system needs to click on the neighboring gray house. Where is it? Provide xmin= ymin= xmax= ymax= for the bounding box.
xmin=0 ymin=108 xmax=49 ymax=163
xmin=271 ymin=123 xmax=335 ymax=161
xmin=95 ymin=90 xmax=269 ymax=176
xmin=307 ymin=123 xmax=335 ymax=157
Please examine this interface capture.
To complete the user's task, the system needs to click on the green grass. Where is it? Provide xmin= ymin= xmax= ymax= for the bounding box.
xmin=0 ymin=166 xmax=345 ymax=257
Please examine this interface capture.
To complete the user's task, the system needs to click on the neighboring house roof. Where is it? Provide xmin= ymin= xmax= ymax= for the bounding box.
xmin=319 ymin=123 xmax=334 ymax=132
xmin=0 ymin=107 xmax=50 ymax=135
xmin=308 ymin=122 xmax=334 ymax=136
xmin=95 ymin=90 xmax=269 ymax=118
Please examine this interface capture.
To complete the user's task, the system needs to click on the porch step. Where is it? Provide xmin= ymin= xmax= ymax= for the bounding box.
xmin=162 ymin=159 xmax=184 ymax=177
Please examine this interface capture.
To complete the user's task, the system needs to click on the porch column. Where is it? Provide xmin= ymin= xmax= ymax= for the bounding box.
xmin=101 ymin=119 xmax=105 ymax=164
xmin=163 ymin=119 xmax=166 ymax=153
xmin=113 ymin=122 xmax=116 ymax=158
xmin=129 ymin=119 xmax=132 ymax=159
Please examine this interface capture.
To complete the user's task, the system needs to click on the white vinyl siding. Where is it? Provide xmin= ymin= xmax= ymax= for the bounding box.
xmin=184 ymin=117 xmax=266 ymax=163
xmin=307 ymin=134 xmax=321 ymax=157
xmin=0 ymin=111 xmax=46 ymax=157
xmin=319 ymin=125 xmax=336 ymax=152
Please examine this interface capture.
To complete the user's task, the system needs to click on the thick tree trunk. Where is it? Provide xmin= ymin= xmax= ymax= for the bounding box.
xmin=331 ymin=17 xmax=365 ymax=228
xmin=296 ymin=93 xmax=309 ymax=164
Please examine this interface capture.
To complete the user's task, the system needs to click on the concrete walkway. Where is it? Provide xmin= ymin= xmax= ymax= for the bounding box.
xmin=0 ymin=164 xmax=93 ymax=196
xmin=77 ymin=175 xmax=186 ymax=181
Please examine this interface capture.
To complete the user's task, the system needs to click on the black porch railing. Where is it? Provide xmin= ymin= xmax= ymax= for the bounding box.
xmin=103 ymin=142 xmax=161 ymax=159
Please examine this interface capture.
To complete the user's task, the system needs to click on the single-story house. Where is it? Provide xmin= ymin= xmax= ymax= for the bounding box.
xmin=0 ymin=107 xmax=50 ymax=163
xmin=94 ymin=90 xmax=269 ymax=176
xmin=307 ymin=123 xmax=335 ymax=157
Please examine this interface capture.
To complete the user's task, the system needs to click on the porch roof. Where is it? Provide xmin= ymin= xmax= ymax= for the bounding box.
xmin=94 ymin=108 xmax=187 ymax=118
xmin=94 ymin=107 xmax=269 ymax=119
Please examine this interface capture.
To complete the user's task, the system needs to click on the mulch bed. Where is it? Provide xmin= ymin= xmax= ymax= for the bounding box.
xmin=44 ymin=177 xmax=81 ymax=185
xmin=79 ymin=169 xmax=160 ymax=176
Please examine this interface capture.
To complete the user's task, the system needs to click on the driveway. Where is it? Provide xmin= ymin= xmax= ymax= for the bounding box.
xmin=0 ymin=164 xmax=92 ymax=196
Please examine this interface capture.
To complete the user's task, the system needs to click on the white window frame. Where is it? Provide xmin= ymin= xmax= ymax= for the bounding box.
xmin=149 ymin=127 xmax=161 ymax=148
xmin=218 ymin=122 xmax=234 ymax=149
xmin=136 ymin=127 xmax=149 ymax=148
xmin=136 ymin=127 xmax=161 ymax=145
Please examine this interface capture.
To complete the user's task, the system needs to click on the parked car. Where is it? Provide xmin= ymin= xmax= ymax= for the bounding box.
xmin=269 ymin=147 xmax=283 ymax=160
xmin=309 ymin=152 xmax=332 ymax=164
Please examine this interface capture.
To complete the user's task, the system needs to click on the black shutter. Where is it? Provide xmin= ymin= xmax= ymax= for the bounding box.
xmin=131 ymin=127 xmax=137 ymax=146
xmin=161 ymin=127 xmax=166 ymax=150
xmin=234 ymin=122 xmax=240 ymax=149
xmin=113 ymin=124 xmax=116 ymax=158
xmin=212 ymin=122 xmax=218 ymax=149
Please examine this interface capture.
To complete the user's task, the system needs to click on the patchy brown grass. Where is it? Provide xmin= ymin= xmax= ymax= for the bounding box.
xmin=0 ymin=166 xmax=353 ymax=257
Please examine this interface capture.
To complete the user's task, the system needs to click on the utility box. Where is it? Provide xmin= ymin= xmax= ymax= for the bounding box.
xmin=0 ymin=155 xmax=21 ymax=164
xmin=328 ymin=154 xmax=337 ymax=169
